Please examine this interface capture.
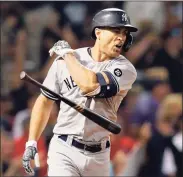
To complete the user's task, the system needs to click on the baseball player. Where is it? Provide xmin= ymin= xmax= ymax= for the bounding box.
xmin=22 ymin=8 xmax=138 ymax=176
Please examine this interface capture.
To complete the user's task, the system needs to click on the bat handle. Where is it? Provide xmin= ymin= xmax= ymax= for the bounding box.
xmin=20 ymin=71 xmax=27 ymax=80
xmin=20 ymin=71 xmax=33 ymax=81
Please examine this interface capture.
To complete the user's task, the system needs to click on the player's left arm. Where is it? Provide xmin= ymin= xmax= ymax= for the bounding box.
xmin=84 ymin=62 xmax=137 ymax=98
xmin=49 ymin=41 xmax=100 ymax=94
xmin=63 ymin=53 xmax=137 ymax=98
xmin=63 ymin=53 xmax=100 ymax=93
xmin=49 ymin=40 xmax=136 ymax=97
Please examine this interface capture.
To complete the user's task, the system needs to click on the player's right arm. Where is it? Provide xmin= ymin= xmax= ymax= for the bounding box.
xmin=22 ymin=58 xmax=60 ymax=175
xmin=28 ymin=57 xmax=61 ymax=141
xmin=28 ymin=94 xmax=54 ymax=141
xmin=22 ymin=95 xmax=55 ymax=175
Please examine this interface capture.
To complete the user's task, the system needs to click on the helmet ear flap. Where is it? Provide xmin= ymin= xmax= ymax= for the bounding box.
xmin=123 ymin=33 xmax=133 ymax=52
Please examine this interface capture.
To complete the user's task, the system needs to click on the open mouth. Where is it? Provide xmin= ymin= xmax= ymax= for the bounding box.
xmin=115 ymin=44 xmax=122 ymax=49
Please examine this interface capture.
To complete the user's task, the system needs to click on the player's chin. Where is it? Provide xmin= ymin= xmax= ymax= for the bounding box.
xmin=111 ymin=49 xmax=121 ymax=57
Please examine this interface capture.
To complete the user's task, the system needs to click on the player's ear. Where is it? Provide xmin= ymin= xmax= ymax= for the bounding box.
xmin=95 ymin=28 xmax=101 ymax=40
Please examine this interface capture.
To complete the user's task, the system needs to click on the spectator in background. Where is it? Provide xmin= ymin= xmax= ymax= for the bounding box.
xmin=12 ymin=89 xmax=58 ymax=146
xmin=9 ymin=81 xmax=31 ymax=116
xmin=1 ymin=2 xmax=27 ymax=95
xmin=169 ymin=116 xmax=182 ymax=177
xmin=39 ymin=7 xmax=79 ymax=76
xmin=160 ymin=94 xmax=182 ymax=177
xmin=111 ymin=121 xmax=152 ymax=176
xmin=111 ymin=83 xmax=152 ymax=176
xmin=3 ymin=118 xmax=47 ymax=176
xmin=118 ymin=84 xmax=143 ymax=136
xmin=1 ymin=130 xmax=14 ymax=175
xmin=124 ymin=2 xmax=182 ymax=72
xmin=20 ymin=1 xmax=58 ymax=71
xmin=111 ymin=149 xmax=127 ymax=176
xmin=164 ymin=2 xmax=182 ymax=32
xmin=125 ymin=23 xmax=161 ymax=69
xmin=130 ymin=67 xmax=171 ymax=134
xmin=138 ymin=93 xmax=182 ymax=177
xmin=152 ymin=27 xmax=183 ymax=93
xmin=169 ymin=2 xmax=182 ymax=23
xmin=61 ymin=1 xmax=88 ymax=40
xmin=9 ymin=71 xmax=43 ymax=116
xmin=162 ymin=115 xmax=182 ymax=177
xmin=123 ymin=1 xmax=166 ymax=35
xmin=0 ymin=95 xmax=14 ymax=132
xmin=118 ymin=123 xmax=151 ymax=176
xmin=110 ymin=84 xmax=143 ymax=162
xmin=12 ymin=94 xmax=38 ymax=140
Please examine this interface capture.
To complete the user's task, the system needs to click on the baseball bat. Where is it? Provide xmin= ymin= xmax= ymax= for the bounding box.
xmin=20 ymin=71 xmax=121 ymax=134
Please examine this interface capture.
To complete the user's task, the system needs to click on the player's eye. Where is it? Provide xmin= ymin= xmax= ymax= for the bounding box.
xmin=119 ymin=29 xmax=128 ymax=36
xmin=114 ymin=28 xmax=120 ymax=32
xmin=124 ymin=30 xmax=128 ymax=35
xmin=111 ymin=28 xmax=121 ymax=34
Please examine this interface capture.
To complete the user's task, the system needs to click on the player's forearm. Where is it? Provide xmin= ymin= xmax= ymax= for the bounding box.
xmin=28 ymin=94 xmax=54 ymax=141
xmin=64 ymin=53 xmax=99 ymax=93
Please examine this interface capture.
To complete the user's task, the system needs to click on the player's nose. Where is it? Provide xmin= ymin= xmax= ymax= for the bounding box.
xmin=117 ymin=36 xmax=125 ymax=44
xmin=117 ymin=32 xmax=126 ymax=40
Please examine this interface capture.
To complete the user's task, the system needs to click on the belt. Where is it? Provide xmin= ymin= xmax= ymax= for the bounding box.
xmin=58 ymin=135 xmax=110 ymax=153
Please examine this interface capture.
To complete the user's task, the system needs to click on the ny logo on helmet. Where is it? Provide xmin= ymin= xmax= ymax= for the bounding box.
xmin=122 ymin=14 xmax=128 ymax=22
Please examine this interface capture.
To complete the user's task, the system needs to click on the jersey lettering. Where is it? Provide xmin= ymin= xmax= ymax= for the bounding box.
xmin=70 ymin=76 xmax=77 ymax=88
xmin=64 ymin=76 xmax=77 ymax=91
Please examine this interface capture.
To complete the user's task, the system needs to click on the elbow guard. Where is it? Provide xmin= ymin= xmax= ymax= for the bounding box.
xmin=94 ymin=71 xmax=119 ymax=98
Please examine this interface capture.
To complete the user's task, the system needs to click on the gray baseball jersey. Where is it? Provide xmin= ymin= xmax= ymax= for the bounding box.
xmin=41 ymin=47 xmax=137 ymax=142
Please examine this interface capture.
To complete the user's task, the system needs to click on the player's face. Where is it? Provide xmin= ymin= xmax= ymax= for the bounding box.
xmin=98 ymin=27 xmax=128 ymax=58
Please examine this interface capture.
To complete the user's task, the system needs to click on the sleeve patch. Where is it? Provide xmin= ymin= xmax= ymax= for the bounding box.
xmin=114 ymin=68 xmax=122 ymax=77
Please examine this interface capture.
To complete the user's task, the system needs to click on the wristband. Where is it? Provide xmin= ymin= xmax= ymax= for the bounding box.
xmin=26 ymin=140 xmax=37 ymax=149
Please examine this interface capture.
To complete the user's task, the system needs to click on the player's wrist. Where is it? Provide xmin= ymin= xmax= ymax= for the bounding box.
xmin=26 ymin=140 xmax=37 ymax=149
xmin=61 ymin=49 xmax=75 ymax=59
xmin=49 ymin=47 xmax=74 ymax=58
xmin=62 ymin=52 xmax=75 ymax=59
xmin=49 ymin=40 xmax=74 ymax=58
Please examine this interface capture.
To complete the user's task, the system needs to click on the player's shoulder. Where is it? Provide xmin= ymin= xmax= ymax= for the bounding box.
xmin=53 ymin=55 xmax=64 ymax=64
xmin=74 ymin=47 xmax=88 ymax=53
xmin=114 ymin=55 xmax=137 ymax=81
xmin=50 ymin=55 xmax=65 ymax=70
xmin=73 ymin=47 xmax=91 ymax=63
xmin=115 ymin=54 xmax=132 ymax=64
xmin=114 ymin=55 xmax=136 ymax=72
xmin=74 ymin=47 xmax=89 ymax=57
xmin=51 ymin=47 xmax=89 ymax=66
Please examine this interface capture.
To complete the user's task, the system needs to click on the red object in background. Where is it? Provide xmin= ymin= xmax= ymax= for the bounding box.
xmin=13 ymin=132 xmax=47 ymax=176
xmin=110 ymin=135 xmax=123 ymax=161
xmin=120 ymin=136 xmax=137 ymax=154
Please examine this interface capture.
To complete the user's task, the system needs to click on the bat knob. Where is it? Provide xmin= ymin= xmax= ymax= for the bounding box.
xmin=20 ymin=71 xmax=26 ymax=80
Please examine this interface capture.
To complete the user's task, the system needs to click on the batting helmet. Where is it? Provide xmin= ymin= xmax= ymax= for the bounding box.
xmin=91 ymin=8 xmax=138 ymax=52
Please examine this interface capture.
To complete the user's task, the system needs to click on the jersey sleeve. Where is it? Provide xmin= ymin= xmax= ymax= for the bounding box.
xmin=105 ymin=61 xmax=137 ymax=91
xmin=41 ymin=59 xmax=60 ymax=100
xmin=83 ymin=61 xmax=137 ymax=98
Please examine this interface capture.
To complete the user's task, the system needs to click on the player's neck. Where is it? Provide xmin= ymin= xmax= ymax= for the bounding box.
xmin=90 ymin=46 xmax=111 ymax=62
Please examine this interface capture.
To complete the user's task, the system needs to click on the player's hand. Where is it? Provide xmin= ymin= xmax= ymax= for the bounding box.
xmin=49 ymin=40 xmax=74 ymax=58
xmin=22 ymin=141 xmax=40 ymax=175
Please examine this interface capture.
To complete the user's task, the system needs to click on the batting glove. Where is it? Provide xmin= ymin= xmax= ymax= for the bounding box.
xmin=22 ymin=140 xmax=40 ymax=175
xmin=49 ymin=40 xmax=74 ymax=58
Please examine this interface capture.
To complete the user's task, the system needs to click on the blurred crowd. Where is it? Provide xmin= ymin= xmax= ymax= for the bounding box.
xmin=0 ymin=1 xmax=182 ymax=177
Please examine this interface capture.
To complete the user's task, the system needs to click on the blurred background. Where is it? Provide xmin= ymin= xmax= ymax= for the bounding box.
xmin=0 ymin=1 xmax=182 ymax=177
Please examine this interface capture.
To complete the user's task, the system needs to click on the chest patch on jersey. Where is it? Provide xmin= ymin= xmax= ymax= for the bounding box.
xmin=114 ymin=68 xmax=122 ymax=77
